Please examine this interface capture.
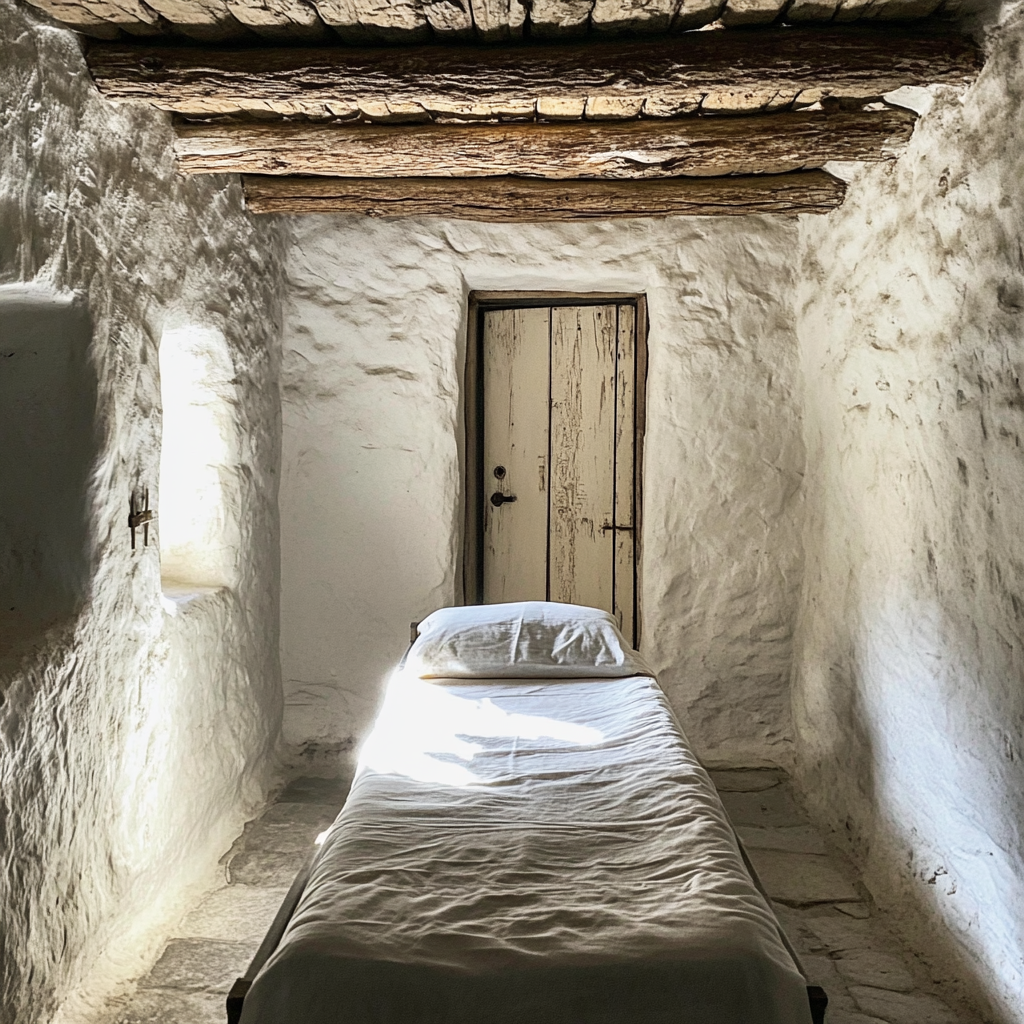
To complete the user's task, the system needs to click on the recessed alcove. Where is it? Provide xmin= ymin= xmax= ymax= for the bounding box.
xmin=0 ymin=285 xmax=97 ymax=657
xmin=158 ymin=324 xmax=241 ymax=600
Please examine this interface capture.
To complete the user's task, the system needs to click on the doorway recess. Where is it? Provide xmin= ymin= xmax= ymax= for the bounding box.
xmin=464 ymin=292 xmax=647 ymax=645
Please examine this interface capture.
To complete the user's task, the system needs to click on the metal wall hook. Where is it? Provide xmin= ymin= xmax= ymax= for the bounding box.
xmin=129 ymin=487 xmax=156 ymax=550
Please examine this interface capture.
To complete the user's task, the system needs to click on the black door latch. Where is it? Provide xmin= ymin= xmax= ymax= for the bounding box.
xmin=490 ymin=492 xmax=518 ymax=507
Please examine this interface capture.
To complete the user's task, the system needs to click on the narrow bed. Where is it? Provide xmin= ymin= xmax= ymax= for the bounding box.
xmin=233 ymin=603 xmax=824 ymax=1024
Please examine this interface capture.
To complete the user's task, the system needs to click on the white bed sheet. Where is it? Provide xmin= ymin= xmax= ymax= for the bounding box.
xmin=242 ymin=672 xmax=812 ymax=1024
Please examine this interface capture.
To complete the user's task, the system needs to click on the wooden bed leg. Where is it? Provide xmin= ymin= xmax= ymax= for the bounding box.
xmin=807 ymin=984 xmax=828 ymax=1023
xmin=227 ymin=977 xmax=252 ymax=1024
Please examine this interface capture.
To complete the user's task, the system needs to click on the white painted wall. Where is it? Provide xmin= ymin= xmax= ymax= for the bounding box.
xmin=0 ymin=5 xmax=283 ymax=1022
xmin=280 ymin=215 xmax=806 ymax=771
xmin=793 ymin=11 xmax=1024 ymax=1021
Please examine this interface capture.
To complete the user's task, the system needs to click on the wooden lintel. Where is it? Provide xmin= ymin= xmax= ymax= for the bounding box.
xmin=175 ymin=110 xmax=913 ymax=178
xmin=241 ymin=172 xmax=846 ymax=218
xmin=88 ymin=27 xmax=980 ymax=122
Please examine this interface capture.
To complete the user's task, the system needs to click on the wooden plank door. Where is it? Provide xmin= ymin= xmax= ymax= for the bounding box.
xmin=481 ymin=307 xmax=550 ymax=605
xmin=480 ymin=301 xmax=639 ymax=643
xmin=548 ymin=305 xmax=617 ymax=611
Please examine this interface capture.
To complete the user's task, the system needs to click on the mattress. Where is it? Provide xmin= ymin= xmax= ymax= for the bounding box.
xmin=241 ymin=668 xmax=811 ymax=1024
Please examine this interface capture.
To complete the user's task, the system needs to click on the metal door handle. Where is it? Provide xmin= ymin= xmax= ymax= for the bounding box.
xmin=490 ymin=492 xmax=518 ymax=507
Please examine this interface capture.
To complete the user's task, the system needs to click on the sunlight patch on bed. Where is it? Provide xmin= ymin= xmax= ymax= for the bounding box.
xmin=358 ymin=673 xmax=603 ymax=787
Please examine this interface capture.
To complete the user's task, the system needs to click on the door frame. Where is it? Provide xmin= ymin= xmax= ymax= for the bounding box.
xmin=463 ymin=291 xmax=648 ymax=644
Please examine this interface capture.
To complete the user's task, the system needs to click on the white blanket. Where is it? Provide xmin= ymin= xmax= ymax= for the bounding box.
xmin=242 ymin=672 xmax=812 ymax=1024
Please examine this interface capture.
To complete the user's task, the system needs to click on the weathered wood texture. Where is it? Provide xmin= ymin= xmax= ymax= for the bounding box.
xmin=549 ymin=305 xmax=618 ymax=611
xmin=176 ymin=109 xmax=913 ymax=177
xmin=142 ymin=1 xmax=251 ymax=42
xmin=224 ymin=0 xmax=330 ymax=42
xmin=722 ymin=0 xmax=786 ymax=25
xmin=241 ymin=172 xmax=846 ymax=217
xmin=88 ymin=28 xmax=980 ymax=121
xmin=479 ymin=302 xmax=639 ymax=635
xmin=311 ymin=0 xmax=431 ymax=42
xmin=27 ymin=0 xmax=163 ymax=37
xmin=612 ymin=303 xmax=636 ymax=641
xmin=27 ymin=0 xmax=984 ymax=39
xmin=482 ymin=307 xmax=551 ymax=605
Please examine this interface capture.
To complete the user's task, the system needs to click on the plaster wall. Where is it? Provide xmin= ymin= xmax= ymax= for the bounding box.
xmin=794 ymin=12 xmax=1024 ymax=1020
xmin=0 ymin=5 xmax=284 ymax=1022
xmin=281 ymin=215 xmax=805 ymax=770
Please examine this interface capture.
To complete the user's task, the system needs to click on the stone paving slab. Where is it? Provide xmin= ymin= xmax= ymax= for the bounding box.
xmin=231 ymin=818 xmax=326 ymax=855
xmin=707 ymin=767 xmax=785 ymax=792
xmin=800 ymin=908 xmax=880 ymax=951
xmin=139 ymin=938 xmax=252 ymax=993
xmin=825 ymin=1011 xmax=889 ymax=1024
xmin=176 ymin=884 xmax=289 ymax=942
xmin=277 ymin=774 xmax=353 ymax=805
xmin=849 ymin=985 xmax=965 ymax=1023
xmin=114 ymin=987 xmax=224 ymax=1024
xmin=832 ymin=949 xmax=916 ymax=993
xmin=718 ymin=785 xmax=808 ymax=827
xmin=834 ymin=902 xmax=872 ymax=919
xmin=259 ymin=801 xmax=339 ymax=827
xmin=736 ymin=823 xmax=827 ymax=855
xmin=227 ymin=847 xmax=311 ymax=886
xmin=799 ymin=952 xmax=855 ymax=998
xmin=747 ymin=847 xmax=862 ymax=905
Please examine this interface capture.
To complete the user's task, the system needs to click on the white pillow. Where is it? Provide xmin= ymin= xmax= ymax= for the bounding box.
xmin=406 ymin=601 xmax=653 ymax=679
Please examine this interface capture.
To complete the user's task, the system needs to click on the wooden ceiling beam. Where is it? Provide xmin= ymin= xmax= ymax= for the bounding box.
xmin=240 ymin=170 xmax=847 ymax=218
xmin=27 ymin=0 xmax=988 ymax=41
xmin=174 ymin=108 xmax=914 ymax=178
xmin=88 ymin=27 xmax=980 ymax=122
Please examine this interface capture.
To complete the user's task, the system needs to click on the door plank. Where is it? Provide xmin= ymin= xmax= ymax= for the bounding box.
xmin=482 ymin=307 xmax=550 ymax=603
xmin=613 ymin=304 xmax=636 ymax=644
xmin=549 ymin=306 xmax=616 ymax=610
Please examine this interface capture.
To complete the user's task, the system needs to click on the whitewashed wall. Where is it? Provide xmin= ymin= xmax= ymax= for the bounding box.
xmin=0 ymin=5 xmax=283 ymax=1022
xmin=793 ymin=11 xmax=1024 ymax=1021
xmin=281 ymin=214 xmax=805 ymax=770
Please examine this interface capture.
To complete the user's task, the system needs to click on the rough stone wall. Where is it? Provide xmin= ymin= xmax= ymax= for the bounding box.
xmin=281 ymin=215 xmax=805 ymax=771
xmin=793 ymin=11 xmax=1024 ymax=1020
xmin=0 ymin=5 xmax=284 ymax=1022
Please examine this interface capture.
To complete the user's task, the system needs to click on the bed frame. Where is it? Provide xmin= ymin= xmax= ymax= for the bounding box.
xmin=227 ymin=633 xmax=828 ymax=1024
xmin=226 ymin=821 xmax=828 ymax=1024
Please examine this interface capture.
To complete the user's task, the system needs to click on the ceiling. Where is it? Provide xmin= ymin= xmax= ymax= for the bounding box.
xmin=24 ymin=0 xmax=986 ymax=219
xmin=25 ymin=0 xmax=983 ymax=43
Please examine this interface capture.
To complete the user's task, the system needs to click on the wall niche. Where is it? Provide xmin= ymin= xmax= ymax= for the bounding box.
xmin=0 ymin=285 xmax=98 ymax=657
xmin=158 ymin=324 xmax=241 ymax=599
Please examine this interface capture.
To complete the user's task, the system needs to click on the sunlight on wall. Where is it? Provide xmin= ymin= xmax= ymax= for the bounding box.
xmin=158 ymin=325 xmax=240 ymax=594
xmin=359 ymin=672 xmax=603 ymax=786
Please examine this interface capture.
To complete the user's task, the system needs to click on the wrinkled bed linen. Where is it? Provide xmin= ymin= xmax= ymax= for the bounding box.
xmin=241 ymin=673 xmax=812 ymax=1024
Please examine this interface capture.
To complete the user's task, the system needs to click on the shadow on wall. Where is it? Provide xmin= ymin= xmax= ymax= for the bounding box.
xmin=0 ymin=285 xmax=97 ymax=657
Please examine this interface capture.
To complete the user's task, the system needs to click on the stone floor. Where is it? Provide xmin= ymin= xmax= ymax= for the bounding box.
xmin=707 ymin=769 xmax=983 ymax=1024
xmin=96 ymin=775 xmax=353 ymax=1024
xmin=95 ymin=770 xmax=980 ymax=1024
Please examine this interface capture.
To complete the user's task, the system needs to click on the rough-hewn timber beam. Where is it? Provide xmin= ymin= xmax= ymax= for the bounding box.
xmin=88 ymin=27 xmax=980 ymax=122
xmin=26 ymin=0 xmax=990 ymax=41
xmin=174 ymin=109 xmax=914 ymax=177
xmin=241 ymin=171 xmax=847 ymax=218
